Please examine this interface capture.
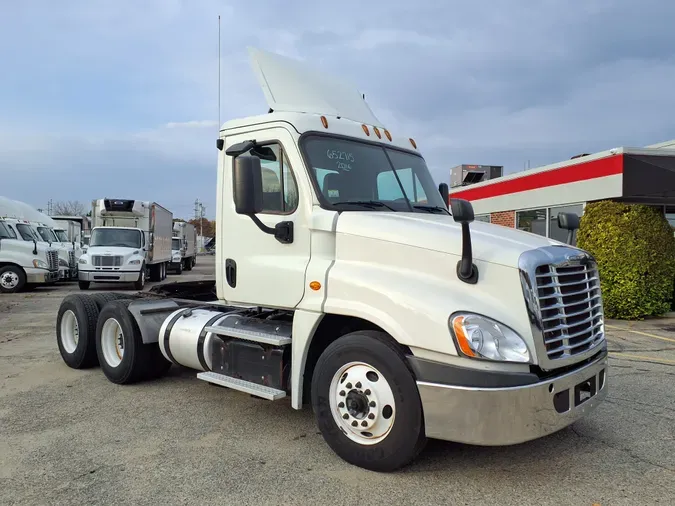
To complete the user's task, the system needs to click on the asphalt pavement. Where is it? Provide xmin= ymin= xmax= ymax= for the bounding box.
xmin=1 ymin=255 xmax=673 ymax=505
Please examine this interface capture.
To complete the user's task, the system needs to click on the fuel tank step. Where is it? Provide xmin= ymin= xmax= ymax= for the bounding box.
xmin=203 ymin=325 xmax=292 ymax=346
xmin=196 ymin=371 xmax=287 ymax=400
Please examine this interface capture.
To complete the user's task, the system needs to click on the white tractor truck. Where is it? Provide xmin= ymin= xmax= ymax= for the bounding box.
xmin=170 ymin=221 xmax=197 ymax=274
xmin=2 ymin=217 xmax=77 ymax=281
xmin=77 ymin=199 xmax=173 ymax=290
xmin=54 ymin=48 xmax=608 ymax=472
xmin=0 ymin=219 xmax=59 ymax=293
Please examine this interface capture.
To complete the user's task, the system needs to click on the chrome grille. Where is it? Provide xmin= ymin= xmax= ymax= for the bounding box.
xmin=47 ymin=250 xmax=59 ymax=271
xmin=68 ymin=250 xmax=76 ymax=268
xmin=519 ymin=246 xmax=605 ymax=368
xmin=92 ymin=255 xmax=122 ymax=267
xmin=535 ymin=263 xmax=604 ymax=360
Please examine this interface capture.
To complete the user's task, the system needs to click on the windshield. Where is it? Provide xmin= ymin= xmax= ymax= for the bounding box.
xmin=55 ymin=230 xmax=69 ymax=242
xmin=16 ymin=224 xmax=39 ymax=242
xmin=0 ymin=221 xmax=16 ymax=239
xmin=90 ymin=228 xmax=142 ymax=248
xmin=301 ymin=135 xmax=447 ymax=213
xmin=37 ymin=226 xmax=58 ymax=243
xmin=172 ymin=238 xmax=181 ymax=250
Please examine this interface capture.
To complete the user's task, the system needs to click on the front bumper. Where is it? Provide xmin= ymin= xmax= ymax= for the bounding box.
xmin=414 ymin=349 xmax=608 ymax=446
xmin=25 ymin=268 xmax=59 ymax=284
xmin=79 ymin=269 xmax=140 ymax=283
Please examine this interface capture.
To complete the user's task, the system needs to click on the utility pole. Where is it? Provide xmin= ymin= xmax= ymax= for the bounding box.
xmin=47 ymin=199 xmax=53 ymax=216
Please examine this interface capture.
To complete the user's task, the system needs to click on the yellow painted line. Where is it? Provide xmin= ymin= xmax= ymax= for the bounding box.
xmin=609 ymin=352 xmax=675 ymax=365
xmin=605 ymin=324 xmax=675 ymax=344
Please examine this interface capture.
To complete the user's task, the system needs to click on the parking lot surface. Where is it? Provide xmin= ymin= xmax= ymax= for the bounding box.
xmin=1 ymin=256 xmax=674 ymax=505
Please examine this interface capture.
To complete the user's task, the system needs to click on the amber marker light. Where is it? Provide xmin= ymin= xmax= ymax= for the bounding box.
xmin=309 ymin=281 xmax=322 ymax=291
xmin=384 ymin=129 xmax=392 ymax=141
xmin=362 ymin=124 xmax=370 ymax=136
xmin=409 ymin=138 xmax=417 ymax=149
xmin=373 ymin=126 xmax=381 ymax=138
xmin=452 ymin=316 xmax=476 ymax=358
xmin=321 ymin=116 xmax=328 ymax=128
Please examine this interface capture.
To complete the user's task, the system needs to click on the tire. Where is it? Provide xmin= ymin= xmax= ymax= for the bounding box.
xmin=95 ymin=299 xmax=169 ymax=384
xmin=184 ymin=258 xmax=192 ymax=271
xmin=56 ymin=294 xmax=100 ymax=368
xmin=133 ymin=266 xmax=146 ymax=290
xmin=78 ymin=280 xmax=90 ymax=290
xmin=311 ymin=330 xmax=427 ymax=472
xmin=176 ymin=261 xmax=183 ymax=275
xmin=0 ymin=265 xmax=27 ymax=293
xmin=90 ymin=292 xmax=133 ymax=311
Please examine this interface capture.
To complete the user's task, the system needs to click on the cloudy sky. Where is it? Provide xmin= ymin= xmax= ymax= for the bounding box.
xmin=2 ymin=0 xmax=674 ymax=219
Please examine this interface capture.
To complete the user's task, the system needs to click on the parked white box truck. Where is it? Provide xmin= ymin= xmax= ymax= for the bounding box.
xmin=170 ymin=220 xmax=197 ymax=274
xmin=55 ymin=48 xmax=608 ymax=472
xmin=0 ymin=219 xmax=59 ymax=292
xmin=78 ymin=199 xmax=173 ymax=290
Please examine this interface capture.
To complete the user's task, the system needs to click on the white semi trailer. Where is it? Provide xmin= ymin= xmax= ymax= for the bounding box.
xmin=0 ymin=219 xmax=59 ymax=292
xmin=77 ymin=199 xmax=173 ymax=290
xmin=54 ymin=48 xmax=608 ymax=472
xmin=170 ymin=220 xmax=197 ymax=274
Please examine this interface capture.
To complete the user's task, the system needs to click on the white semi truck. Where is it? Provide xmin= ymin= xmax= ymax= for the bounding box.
xmin=170 ymin=220 xmax=197 ymax=274
xmin=77 ymin=199 xmax=173 ymax=290
xmin=0 ymin=219 xmax=59 ymax=292
xmin=54 ymin=48 xmax=608 ymax=472
xmin=2 ymin=217 xmax=77 ymax=281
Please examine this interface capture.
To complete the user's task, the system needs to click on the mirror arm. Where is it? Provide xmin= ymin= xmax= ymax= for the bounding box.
xmin=249 ymin=215 xmax=294 ymax=244
xmin=457 ymin=222 xmax=479 ymax=284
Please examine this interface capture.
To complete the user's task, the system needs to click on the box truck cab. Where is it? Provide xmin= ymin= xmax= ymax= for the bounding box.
xmin=55 ymin=47 xmax=608 ymax=473
xmin=0 ymin=219 xmax=59 ymax=292
xmin=77 ymin=199 xmax=173 ymax=290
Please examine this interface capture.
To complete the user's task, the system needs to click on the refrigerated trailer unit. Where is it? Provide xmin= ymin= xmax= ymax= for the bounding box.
xmin=55 ymin=47 xmax=608 ymax=472
xmin=78 ymin=199 xmax=173 ymax=290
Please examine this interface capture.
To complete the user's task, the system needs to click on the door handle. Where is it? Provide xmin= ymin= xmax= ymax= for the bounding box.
xmin=225 ymin=258 xmax=236 ymax=288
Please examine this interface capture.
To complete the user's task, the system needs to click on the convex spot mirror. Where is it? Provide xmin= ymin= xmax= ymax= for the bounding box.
xmin=233 ymin=155 xmax=264 ymax=215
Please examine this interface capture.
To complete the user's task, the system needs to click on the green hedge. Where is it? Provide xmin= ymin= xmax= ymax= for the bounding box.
xmin=577 ymin=201 xmax=675 ymax=320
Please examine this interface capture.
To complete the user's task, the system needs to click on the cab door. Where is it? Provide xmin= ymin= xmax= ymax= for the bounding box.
xmin=217 ymin=126 xmax=312 ymax=309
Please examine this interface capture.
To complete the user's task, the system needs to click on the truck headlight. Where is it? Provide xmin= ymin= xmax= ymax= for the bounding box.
xmin=128 ymin=259 xmax=141 ymax=265
xmin=449 ymin=313 xmax=531 ymax=363
xmin=33 ymin=259 xmax=48 ymax=269
xmin=78 ymin=257 xmax=88 ymax=264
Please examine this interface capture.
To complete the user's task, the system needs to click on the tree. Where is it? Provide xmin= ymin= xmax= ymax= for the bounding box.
xmin=53 ymin=200 xmax=86 ymax=216
xmin=188 ymin=218 xmax=215 ymax=238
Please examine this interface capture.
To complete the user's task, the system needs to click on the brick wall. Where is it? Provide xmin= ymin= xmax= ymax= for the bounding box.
xmin=490 ymin=211 xmax=516 ymax=228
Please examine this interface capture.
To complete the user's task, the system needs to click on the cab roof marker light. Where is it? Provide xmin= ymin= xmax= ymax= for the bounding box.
xmin=362 ymin=124 xmax=370 ymax=136
xmin=373 ymin=126 xmax=382 ymax=139
xmin=321 ymin=116 xmax=328 ymax=129
xmin=409 ymin=138 xmax=417 ymax=149
xmin=384 ymin=129 xmax=392 ymax=141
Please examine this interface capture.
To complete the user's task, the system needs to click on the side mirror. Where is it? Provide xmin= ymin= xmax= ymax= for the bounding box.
xmin=233 ymin=155 xmax=264 ymax=215
xmin=438 ymin=183 xmax=449 ymax=209
xmin=449 ymin=198 xmax=475 ymax=224
xmin=557 ymin=212 xmax=580 ymax=245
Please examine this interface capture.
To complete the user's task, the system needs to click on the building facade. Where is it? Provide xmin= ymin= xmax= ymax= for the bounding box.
xmin=448 ymin=140 xmax=675 ymax=244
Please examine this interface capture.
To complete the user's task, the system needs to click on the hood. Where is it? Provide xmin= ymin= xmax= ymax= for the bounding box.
xmin=86 ymin=245 xmax=142 ymax=257
xmin=335 ymin=212 xmax=566 ymax=268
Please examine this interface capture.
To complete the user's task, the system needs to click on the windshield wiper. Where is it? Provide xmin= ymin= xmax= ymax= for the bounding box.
xmin=333 ymin=200 xmax=397 ymax=211
xmin=413 ymin=204 xmax=450 ymax=215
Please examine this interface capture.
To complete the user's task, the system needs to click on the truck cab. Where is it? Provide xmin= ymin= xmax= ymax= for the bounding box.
xmin=3 ymin=218 xmax=76 ymax=281
xmin=0 ymin=219 xmax=59 ymax=292
xmin=54 ymin=47 xmax=608 ymax=473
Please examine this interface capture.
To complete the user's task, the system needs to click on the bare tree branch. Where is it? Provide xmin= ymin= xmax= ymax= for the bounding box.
xmin=52 ymin=201 xmax=86 ymax=216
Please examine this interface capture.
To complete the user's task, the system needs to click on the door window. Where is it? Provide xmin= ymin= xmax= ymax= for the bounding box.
xmin=239 ymin=143 xmax=299 ymax=215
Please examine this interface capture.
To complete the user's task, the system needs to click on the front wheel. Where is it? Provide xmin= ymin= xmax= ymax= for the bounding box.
xmin=311 ymin=330 xmax=427 ymax=472
xmin=133 ymin=266 xmax=145 ymax=290
xmin=78 ymin=280 xmax=90 ymax=290
xmin=0 ymin=265 xmax=26 ymax=293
